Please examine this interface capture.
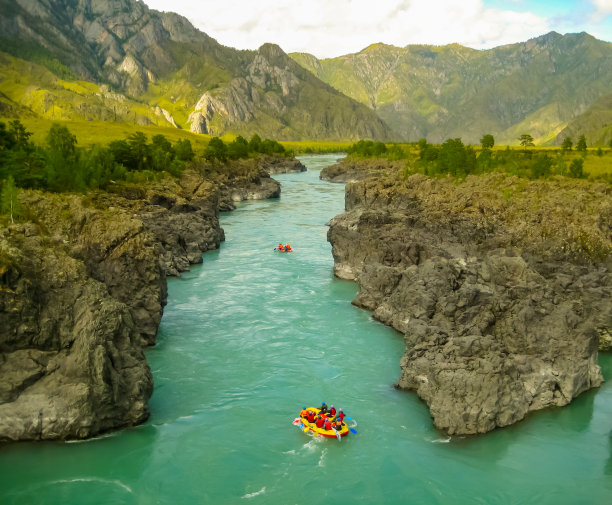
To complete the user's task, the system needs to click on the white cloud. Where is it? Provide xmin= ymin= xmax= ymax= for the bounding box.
xmin=590 ymin=0 xmax=612 ymax=20
xmin=141 ymin=0 xmax=574 ymax=58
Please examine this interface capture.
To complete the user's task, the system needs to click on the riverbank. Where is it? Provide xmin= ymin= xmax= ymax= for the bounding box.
xmin=326 ymin=158 xmax=611 ymax=435
xmin=0 ymin=155 xmax=304 ymax=442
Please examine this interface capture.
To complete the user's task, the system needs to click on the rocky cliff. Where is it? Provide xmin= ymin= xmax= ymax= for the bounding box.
xmin=0 ymin=0 xmax=395 ymax=140
xmin=327 ymin=163 xmax=611 ymax=435
xmin=0 ymin=159 xmax=283 ymax=441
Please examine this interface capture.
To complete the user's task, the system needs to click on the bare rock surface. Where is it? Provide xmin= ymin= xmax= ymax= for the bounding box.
xmin=327 ymin=168 xmax=611 ymax=435
xmin=0 ymin=162 xmax=283 ymax=441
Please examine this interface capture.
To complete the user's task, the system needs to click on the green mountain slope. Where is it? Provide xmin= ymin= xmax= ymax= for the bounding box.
xmin=554 ymin=93 xmax=612 ymax=146
xmin=291 ymin=33 xmax=612 ymax=144
xmin=0 ymin=0 xmax=394 ymax=141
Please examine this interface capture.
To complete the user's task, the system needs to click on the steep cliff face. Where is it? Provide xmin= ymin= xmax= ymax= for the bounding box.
xmin=0 ymin=0 xmax=395 ymax=140
xmin=327 ymin=167 xmax=611 ymax=435
xmin=0 ymin=161 xmax=282 ymax=441
xmin=0 ymin=202 xmax=156 ymax=440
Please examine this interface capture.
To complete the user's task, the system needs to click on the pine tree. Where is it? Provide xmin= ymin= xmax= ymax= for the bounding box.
xmin=1 ymin=176 xmax=21 ymax=224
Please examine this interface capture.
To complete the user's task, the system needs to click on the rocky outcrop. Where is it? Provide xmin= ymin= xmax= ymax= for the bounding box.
xmin=320 ymin=157 xmax=403 ymax=183
xmin=102 ymin=171 xmax=224 ymax=282
xmin=0 ymin=208 xmax=155 ymax=441
xmin=327 ymin=167 xmax=611 ymax=435
xmin=0 ymin=162 xmax=284 ymax=441
xmin=258 ymin=155 xmax=306 ymax=175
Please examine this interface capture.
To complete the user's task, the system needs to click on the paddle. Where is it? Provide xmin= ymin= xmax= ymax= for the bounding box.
xmin=349 ymin=427 xmax=357 ymax=434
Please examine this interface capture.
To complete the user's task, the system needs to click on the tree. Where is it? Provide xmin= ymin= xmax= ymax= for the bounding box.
xmin=561 ymin=137 xmax=573 ymax=151
xmin=46 ymin=123 xmax=77 ymax=159
xmin=0 ymin=121 xmax=16 ymax=151
xmin=204 ymin=137 xmax=227 ymax=161
xmin=477 ymin=148 xmax=493 ymax=172
xmin=174 ymin=139 xmax=194 ymax=162
xmin=108 ymin=139 xmax=136 ymax=170
xmin=530 ymin=155 xmax=553 ymax=179
xmin=8 ymin=120 xmax=33 ymax=150
xmin=576 ymin=134 xmax=587 ymax=152
xmin=45 ymin=124 xmax=81 ymax=192
xmin=227 ymin=136 xmax=249 ymax=160
xmin=568 ymin=158 xmax=585 ymax=178
xmin=127 ymin=132 xmax=149 ymax=170
xmin=417 ymin=138 xmax=438 ymax=162
xmin=480 ymin=134 xmax=494 ymax=149
xmin=248 ymin=134 xmax=262 ymax=153
xmin=435 ymin=138 xmax=475 ymax=176
xmin=519 ymin=134 xmax=535 ymax=147
xmin=1 ymin=176 xmax=21 ymax=224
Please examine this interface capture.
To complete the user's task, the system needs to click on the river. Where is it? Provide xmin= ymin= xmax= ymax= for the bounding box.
xmin=1 ymin=154 xmax=611 ymax=504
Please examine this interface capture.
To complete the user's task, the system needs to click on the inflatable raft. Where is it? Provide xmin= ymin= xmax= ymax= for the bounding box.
xmin=293 ymin=407 xmax=349 ymax=439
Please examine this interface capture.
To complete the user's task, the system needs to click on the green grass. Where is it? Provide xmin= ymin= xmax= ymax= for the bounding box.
xmin=279 ymin=140 xmax=353 ymax=154
xmin=0 ymin=116 xmax=213 ymax=151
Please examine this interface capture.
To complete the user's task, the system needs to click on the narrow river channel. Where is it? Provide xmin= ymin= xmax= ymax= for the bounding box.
xmin=1 ymin=154 xmax=611 ymax=504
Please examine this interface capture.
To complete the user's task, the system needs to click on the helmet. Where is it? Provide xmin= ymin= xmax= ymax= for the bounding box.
xmin=331 ymin=405 xmax=334 ymax=408
xmin=321 ymin=402 xmax=326 ymax=405
xmin=339 ymin=409 xmax=343 ymax=412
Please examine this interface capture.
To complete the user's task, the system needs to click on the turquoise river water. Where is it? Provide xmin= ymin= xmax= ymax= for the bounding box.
xmin=1 ymin=154 xmax=611 ymax=504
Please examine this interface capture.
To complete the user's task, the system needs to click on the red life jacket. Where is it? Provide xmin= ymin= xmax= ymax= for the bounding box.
xmin=330 ymin=407 xmax=336 ymax=416
xmin=316 ymin=416 xmax=324 ymax=428
xmin=339 ymin=412 xmax=345 ymax=422
xmin=324 ymin=420 xmax=332 ymax=430
xmin=307 ymin=412 xmax=315 ymax=423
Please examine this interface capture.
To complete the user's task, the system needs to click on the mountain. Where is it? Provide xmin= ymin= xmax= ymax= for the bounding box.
xmin=290 ymin=32 xmax=612 ymax=144
xmin=0 ymin=0 xmax=394 ymax=141
xmin=555 ymin=92 xmax=612 ymax=146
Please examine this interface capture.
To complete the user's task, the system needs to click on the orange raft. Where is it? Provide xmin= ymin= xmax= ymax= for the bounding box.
xmin=294 ymin=407 xmax=349 ymax=439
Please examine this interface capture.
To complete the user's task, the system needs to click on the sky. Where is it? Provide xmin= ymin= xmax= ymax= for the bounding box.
xmin=142 ymin=0 xmax=612 ymax=58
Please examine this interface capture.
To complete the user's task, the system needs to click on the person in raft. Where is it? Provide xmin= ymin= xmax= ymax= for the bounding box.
xmin=277 ymin=243 xmax=284 ymax=251
xmin=332 ymin=408 xmax=345 ymax=423
xmin=307 ymin=410 xmax=315 ymax=424
xmin=324 ymin=418 xmax=332 ymax=431
xmin=285 ymin=244 xmax=292 ymax=252
xmin=333 ymin=418 xmax=343 ymax=431
xmin=300 ymin=406 xmax=308 ymax=418
xmin=319 ymin=402 xmax=328 ymax=415
xmin=315 ymin=415 xmax=325 ymax=429
xmin=329 ymin=405 xmax=336 ymax=417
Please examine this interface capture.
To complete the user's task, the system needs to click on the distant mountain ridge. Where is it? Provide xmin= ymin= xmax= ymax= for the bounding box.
xmin=0 ymin=0 xmax=394 ymax=141
xmin=290 ymin=32 xmax=612 ymax=145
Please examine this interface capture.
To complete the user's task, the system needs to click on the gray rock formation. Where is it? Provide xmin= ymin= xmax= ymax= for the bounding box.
xmin=0 ymin=216 xmax=154 ymax=441
xmin=327 ymin=170 xmax=611 ymax=435
xmin=0 ymin=163 xmax=283 ymax=441
xmin=320 ymin=158 xmax=403 ymax=183
xmin=258 ymin=155 xmax=306 ymax=175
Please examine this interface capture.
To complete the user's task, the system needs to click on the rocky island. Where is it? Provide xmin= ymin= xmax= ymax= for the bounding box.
xmin=0 ymin=157 xmax=297 ymax=441
xmin=326 ymin=158 xmax=611 ymax=435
